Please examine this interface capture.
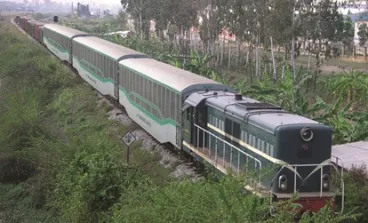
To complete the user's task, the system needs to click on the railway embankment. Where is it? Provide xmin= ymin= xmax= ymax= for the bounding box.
xmin=0 ymin=17 xmax=365 ymax=223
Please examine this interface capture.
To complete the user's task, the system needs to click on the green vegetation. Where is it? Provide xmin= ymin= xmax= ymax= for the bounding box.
xmin=2 ymin=12 xmax=368 ymax=223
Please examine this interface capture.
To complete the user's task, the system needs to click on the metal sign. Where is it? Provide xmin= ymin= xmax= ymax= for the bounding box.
xmin=121 ymin=132 xmax=136 ymax=147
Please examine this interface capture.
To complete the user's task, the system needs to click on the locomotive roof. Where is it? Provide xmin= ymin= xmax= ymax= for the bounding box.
xmin=43 ymin=24 xmax=88 ymax=39
xmin=73 ymin=36 xmax=147 ymax=60
xmin=119 ymin=58 xmax=232 ymax=94
xmin=204 ymin=91 xmax=319 ymax=133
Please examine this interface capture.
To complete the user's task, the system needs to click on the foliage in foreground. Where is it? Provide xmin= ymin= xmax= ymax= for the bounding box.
xmin=0 ymin=20 xmax=364 ymax=223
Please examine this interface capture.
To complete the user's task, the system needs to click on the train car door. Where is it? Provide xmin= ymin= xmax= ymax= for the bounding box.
xmin=183 ymin=104 xmax=208 ymax=148
xmin=183 ymin=106 xmax=194 ymax=145
xmin=194 ymin=106 xmax=208 ymax=148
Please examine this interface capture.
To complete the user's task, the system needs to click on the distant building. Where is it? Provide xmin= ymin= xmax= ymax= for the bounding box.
xmin=77 ymin=2 xmax=91 ymax=18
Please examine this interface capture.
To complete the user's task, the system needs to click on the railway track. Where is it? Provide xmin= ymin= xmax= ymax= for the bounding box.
xmin=10 ymin=17 xmax=203 ymax=181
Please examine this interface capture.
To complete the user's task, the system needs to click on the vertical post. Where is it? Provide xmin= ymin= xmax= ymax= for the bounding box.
xmin=320 ymin=167 xmax=323 ymax=197
xmin=127 ymin=146 xmax=130 ymax=164
xmin=230 ymin=146 xmax=233 ymax=171
xmin=202 ymin=129 xmax=205 ymax=150
xmin=215 ymin=138 xmax=218 ymax=164
xmin=209 ymin=134 xmax=211 ymax=157
xmin=294 ymin=166 xmax=297 ymax=193
xmin=197 ymin=127 xmax=199 ymax=148
xmin=223 ymin=144 xmax=225 ymax=167
xmin=238 ymin=151 xmax=240 ymax=174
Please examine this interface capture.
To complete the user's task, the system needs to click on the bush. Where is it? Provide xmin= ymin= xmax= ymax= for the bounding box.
xmin=0 ymin=153 xmax=36 ymax=184
xmin=344 ymin=165 xmax=368 ymax=222
xmin=52 ymin=144 xmax=151 ymax=222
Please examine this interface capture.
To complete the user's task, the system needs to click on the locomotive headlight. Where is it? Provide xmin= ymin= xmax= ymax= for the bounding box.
xmin=322 ymin=174 xmax=330 ymax=189
xmin=278 ymin=175 xmax=287 ymax=191
xmin=300 ymin=127 xmax=314 ymax=142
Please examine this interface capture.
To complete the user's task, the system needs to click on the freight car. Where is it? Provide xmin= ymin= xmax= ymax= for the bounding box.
xmin=42 ymin=24 xmax=89 ymax=64
xmin=15 ymin=18 xmax=344 ymax=213
xmin=31 ymin=21 xmax=46 ymax=42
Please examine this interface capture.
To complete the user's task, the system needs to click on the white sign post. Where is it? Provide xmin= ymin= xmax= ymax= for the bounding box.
xmin=121 ymin=132 xmax=136 ymax=164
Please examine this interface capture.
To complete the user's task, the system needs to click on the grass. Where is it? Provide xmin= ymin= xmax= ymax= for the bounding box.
xmin=0 ymin=17 xmax=176 ymax=222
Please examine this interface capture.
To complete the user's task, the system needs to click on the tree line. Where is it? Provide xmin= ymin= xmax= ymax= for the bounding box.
xmin=121 ymin=1 xmax=368 ymax=75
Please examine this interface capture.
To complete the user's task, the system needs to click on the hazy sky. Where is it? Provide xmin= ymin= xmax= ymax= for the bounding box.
xmin=9 ymin=0 xmax=121 ymax=5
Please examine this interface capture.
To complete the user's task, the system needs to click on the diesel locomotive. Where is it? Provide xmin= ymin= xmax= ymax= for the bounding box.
xmin=14 ymin=16 xmax=344 ymax=213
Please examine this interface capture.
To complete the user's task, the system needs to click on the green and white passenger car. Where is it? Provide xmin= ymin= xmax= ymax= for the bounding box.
xmin=118 ymin=58 xmax=233 ymax=147
xmin=72 ymin=36 xmax=147 ymax=98
xmin=43 ymin=24 xmax=89 ymax=63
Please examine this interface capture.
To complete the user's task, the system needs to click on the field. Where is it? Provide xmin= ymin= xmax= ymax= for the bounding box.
xmin=0 ymin=16 xmax=368 ymax=223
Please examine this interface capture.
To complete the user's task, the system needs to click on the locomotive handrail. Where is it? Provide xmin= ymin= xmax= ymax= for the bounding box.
xmin=269 ymin=161 xmax=344 ymax=213
xmin=193 ymin=124 xmax=262 ymax=185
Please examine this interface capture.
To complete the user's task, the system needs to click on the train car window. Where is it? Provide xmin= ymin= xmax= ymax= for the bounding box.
xmin=270 ymin=145 xmax=274 ymax=156
xmin=130 ymin=70 xmax=134 ymax=92
xmin=136 ymin=73 xmax=140 ymax=94
xmin=141 ymin=76 xmax=145 ymax=97
xmin=248 ymin=134 xmax=252 ymax=146
xmin=153 ymin=82 xmax=158 ymax=109
xmin=132 ymin=71 xmax=136 ymax=93
xmin=141 ymin=76 xmax=144 ymax=97
xmin=148 ymin=79 xmax=151 ymax=102
xmin=122 ymin=67 xmax=126 ymax=89
xmin=138 ymin=75 xmax=142 ymax=96
xmin=170 ymin=91 xmax=174 ymax=120
xmin=232 ymin=122 xmax=241 ymax=139
xmin=172 ymin=92 xmax=176 ymax=120
xmin=165 ymin=88 xmax=169 ymax=118
xmin=261 ymin=140 xmax=265 ymax=152
xmin=147 ymin=79 xmax=151 ymax=103
xmin=96 ymin=54 xmax=100 ymax=76
xmin=128 ymin=70 xmax=132 ymax=92
xmin=158 ymin=85 xmax=162 ymax=115
xmin=225 ymin=118 xmax=232 ymax=135
xmin=102 ymin=55 xmax=106 ymax=77
xmin=177 ymin=95 xmax=181 ymax=122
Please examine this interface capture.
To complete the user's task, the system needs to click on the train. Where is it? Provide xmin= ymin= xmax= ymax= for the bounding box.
xmin=14 ymin=16 xmax=344 ymax=213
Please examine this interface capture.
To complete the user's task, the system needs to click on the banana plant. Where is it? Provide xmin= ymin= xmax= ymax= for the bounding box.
xmin=326 ymin=71 xmax=368 ymax=111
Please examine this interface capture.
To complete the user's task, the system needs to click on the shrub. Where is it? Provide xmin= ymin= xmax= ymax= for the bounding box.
xmin=0 ymin=153 xmax=36 ymax=184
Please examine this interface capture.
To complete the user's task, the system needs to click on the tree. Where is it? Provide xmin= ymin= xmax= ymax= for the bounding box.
xmin=117 ymin=10 xmax=128 ymax=30
xmin=151 ymin=0 xmax=171 ymax=41
xmin=299 ymin=0 xmax=344 ymax=89
xmin=120 ymin=0 xmax=152 ymax=40
xmin=358 ymin=23 xmax=368 ymax=47
xmin=341 ymin=16 xmax=355 ymax=54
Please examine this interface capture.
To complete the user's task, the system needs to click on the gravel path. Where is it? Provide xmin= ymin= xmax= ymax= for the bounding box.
xmin=98 ymin=94 xmax=203 ymax=181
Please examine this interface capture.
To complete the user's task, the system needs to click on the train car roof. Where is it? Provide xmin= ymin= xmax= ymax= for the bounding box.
xmin=43 ymin=24 xmax=88 ymax=39
xmin=33 ymin=21 xmax=46 ymax=26
xmin=73 ymin=36 xmax=147 ymax=60
xmin=204 ymin=91 xmax=319 ymax=133
xmin=332 ymin=141 xmax=368 ymax=171
xmin=119 ymin=58 xmax=233 ymax=94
